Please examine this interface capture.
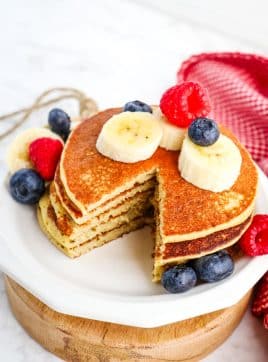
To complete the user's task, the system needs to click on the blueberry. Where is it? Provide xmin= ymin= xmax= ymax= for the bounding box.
xmin=192 ymin=251 xmax=234 ymax=283
xmin=188 ymin=117 xmax=219 ymax=146
xmin=161 ymin=265 xmax=197 ymax=293
xmin=48 ymin=108 xmax=71 ymax=140
xmin=123 ymin=100 xmax=152 ymax=113
xmin=9 ymin=169 xmax=45 ymax=204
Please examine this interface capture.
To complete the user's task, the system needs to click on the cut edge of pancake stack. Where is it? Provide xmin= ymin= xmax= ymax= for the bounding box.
xmin=36 ymin=82 xmax=258 ymax=286
xmin=152 ymin=193 xmax=254 ymax=281
xmin=38 ymin=175 xmax=155 ymax=258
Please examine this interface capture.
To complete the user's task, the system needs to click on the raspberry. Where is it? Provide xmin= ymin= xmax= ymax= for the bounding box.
xmin=239 ymin=215 xmax=268 ymax=256
xmin=160 ymin=82 xmax=211 ymax=127
xmin=29 ymin=137 xmax=63 ymax=181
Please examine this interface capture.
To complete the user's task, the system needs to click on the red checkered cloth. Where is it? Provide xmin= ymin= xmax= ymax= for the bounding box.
xmin=177 ymin=52 xmax=268 ymax=175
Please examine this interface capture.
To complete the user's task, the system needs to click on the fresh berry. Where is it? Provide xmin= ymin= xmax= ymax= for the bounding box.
xmin=29 ymin=138 xmax=63 ymax=181
xmin=9 ymin=169 xmax=45 ymax=204
xmin=161 ymin=265 xmax=197 ymax=293
xmin=252 ymin=272 xmax=268 ymax=317
xmin=188 ymin=118 xmax=219 ymax=146
xmin=160 ymin=82 xmax=211 ymax=127
xmin=192 ymin=251 xmax=234 ymax=283
xmin=48 ymin=108 xmax=71 ymax=140
xmin=239 ymin=215 xmax=268 ymax=256
xmin=123 ymin=100 xmax=152 ymax=113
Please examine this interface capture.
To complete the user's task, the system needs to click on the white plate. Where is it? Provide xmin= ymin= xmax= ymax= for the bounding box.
xmin=0 ymin=166 xmax=267 ymax=328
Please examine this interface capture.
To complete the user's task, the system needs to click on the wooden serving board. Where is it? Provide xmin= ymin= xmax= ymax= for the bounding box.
xmin=5 ymin=276 xmax=251 ymax=362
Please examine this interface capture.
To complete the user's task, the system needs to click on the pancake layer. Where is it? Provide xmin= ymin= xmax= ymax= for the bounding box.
xmin=152 ymin=214 xmax=252 ymax=281
xmin=40 ymin=191 xmax=153 ymax=247
xmin=54 ymin=168 xmax=156 ymax=224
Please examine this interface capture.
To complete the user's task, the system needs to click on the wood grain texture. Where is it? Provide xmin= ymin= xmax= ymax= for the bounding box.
xmin=5 ymin=276 xmax=251 ymax=362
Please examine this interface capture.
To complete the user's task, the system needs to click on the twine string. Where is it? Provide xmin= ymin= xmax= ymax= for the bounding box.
xmin=0 ymin=88 xmax=98 ymax=140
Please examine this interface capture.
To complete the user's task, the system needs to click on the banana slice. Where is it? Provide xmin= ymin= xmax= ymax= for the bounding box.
xmin=179 ymin=134 xmax=242 ymax=192
xmin=6 ymin=128 xmax=63 ymax=173
xmin=153 ymin=107 xmax=186 ymax=151
xmin=96 ymin=111 xmax=162 ymax=163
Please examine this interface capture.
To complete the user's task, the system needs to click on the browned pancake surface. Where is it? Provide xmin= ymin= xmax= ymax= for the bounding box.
xmin=61 ymin=108 xmax=257 ymax=236
xmin=162 ymin=216 xmax=251 ymax=259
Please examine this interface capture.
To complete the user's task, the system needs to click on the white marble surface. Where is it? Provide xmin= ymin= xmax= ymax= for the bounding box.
xmin=0 ymin=0 xmax=267 ymax=360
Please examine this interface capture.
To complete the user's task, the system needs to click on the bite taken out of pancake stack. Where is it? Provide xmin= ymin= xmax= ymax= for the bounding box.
xmin=7 ymin=82 xmax=262 ymax=294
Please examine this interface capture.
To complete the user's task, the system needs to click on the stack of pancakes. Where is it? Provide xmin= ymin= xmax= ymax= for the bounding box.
xmin=38 ymin=108 xmax=258 ymax=281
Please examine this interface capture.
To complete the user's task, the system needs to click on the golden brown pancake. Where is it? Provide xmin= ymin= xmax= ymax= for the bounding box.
xmin=38 ymin=108 xmax=258 ymax=281
xmin=59 ymin=109 xmax=257 ymax=235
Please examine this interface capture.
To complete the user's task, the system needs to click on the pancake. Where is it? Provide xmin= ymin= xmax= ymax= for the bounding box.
xmin=38 ymin=108 xmax=258 ymax=281
xmin=59 ymin=108 xmax=257 ymax=236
